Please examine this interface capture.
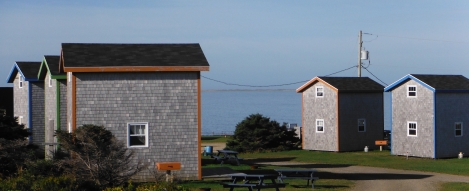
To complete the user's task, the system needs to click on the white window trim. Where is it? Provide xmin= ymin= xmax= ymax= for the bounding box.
xmin=316 ymin=119 xmax=324 ymax=133
xmin=316 ymin=86 xmax=324 ymax=98
xmin=407 ymin=85 xmax=417 ymax=97
xmin=68 ymin=72 xmax=71 ymax=82
xmin=358 ymin=118 xmax=366 ymax=132
xmin=19 ymin=116 xmax=23 ymax=124
xmin=68 ymin=122 xmax=72 ymax=133
xmin=455 ymin=122 xmax=463 ymax=137
xmin=19 ymin=75 xmax=23 ymax=88
xmin=407 ymin=121 xmax=417 ymax=137
xmin=48 ymin=74 xmax=53 ymax=87
xmin=127 ymin=122 xmax=149 ymax=147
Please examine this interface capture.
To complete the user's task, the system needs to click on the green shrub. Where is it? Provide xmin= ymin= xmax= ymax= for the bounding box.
xmin=226 ymin=113 xmax=301 ymax=153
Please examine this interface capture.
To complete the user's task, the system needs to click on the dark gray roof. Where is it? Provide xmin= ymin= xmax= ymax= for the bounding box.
xmin=16 ymin=62 xmax=42 ymax=79
xmin=411 ymin=74 xmax=469 ymax=90
xmin=319 ymin=77 xmax=384 ymax=92
xmin=62 ymin=43 xmax=209 ymax=67
xmin=44 ymin=55 xmax=61 ymax=75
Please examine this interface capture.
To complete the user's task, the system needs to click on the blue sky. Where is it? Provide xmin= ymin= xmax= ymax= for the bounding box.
xmin=1 ymin=1 xmax=468 ymax=89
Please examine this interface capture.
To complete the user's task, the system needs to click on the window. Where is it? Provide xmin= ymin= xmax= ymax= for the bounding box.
xmin=128 ymin=122 xmax=148 ymax=147
xmin=19 ymin=75 xmax=23 ymax=88
xmin=408 ymin=121 xmax=417 ymax=136
xmin=316 ymin=86 xmax=324 ymax=97
xmin=407 ymin=85 xmax=417 ymax=97
xmin=316 ymin=119 xmax=324 ymax=133
xmin=358 ymin=119 xmax=366 ymax=132
xmin=48 ymin=75 xmax=52 ymax=87
xmin=19 ymin=116 xmax=23 ymax=124
xmin=455 ymin=122 xmax=463 ymax=137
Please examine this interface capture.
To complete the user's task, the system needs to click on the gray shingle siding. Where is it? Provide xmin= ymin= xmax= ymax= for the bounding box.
xmin=73 ymin=72 xmax=199 ymax=181
xmin=14 ymin=73 xmax=28 ymax=127
xmin=338 ymin=93 xmax=383 ymax=151
xmin=59 ymin=80 xmax=67 ymax=131
xmin=435 ymin=93 xmax=469 ymax=158
xmin=45 ymin=73 xmax=57 ymax=158
xmin=302 ymin=82 xmax=338 ymax=151
xmin=391 ymin=80 xmax=434 ymax=158
xmin=30 ymin=81 xmax=45 ymax=149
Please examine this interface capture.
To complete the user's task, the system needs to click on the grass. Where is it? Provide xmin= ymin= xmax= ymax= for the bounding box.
xmin=199 ymin=137 xmax=469 ymax=190
xmin=201 ymin=136 xmax=230 ymax=143
xmin=439 ymin=182 xmax=469 ymax=191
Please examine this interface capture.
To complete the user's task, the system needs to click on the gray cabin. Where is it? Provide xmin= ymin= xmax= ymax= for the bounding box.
xmin=296 ymin=77 xmax=384 ymax=152
xmin=37 ymin=55 xmax=67 ymax=158
xmin=59 ymin=43 xmax=210 ymax=181
xmin=6 ymin=62 xmax=45 ymax=149
xmin=384 ymin=74 xmax=469 ymax=158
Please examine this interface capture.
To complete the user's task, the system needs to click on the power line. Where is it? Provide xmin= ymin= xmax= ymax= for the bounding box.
xmin=201 ymin=65 xmax=357 ymax=88
xmin=378 ymin=34 xmax=469 ymax=44
xmin=363 ymin=66 xmax=388 ymax=86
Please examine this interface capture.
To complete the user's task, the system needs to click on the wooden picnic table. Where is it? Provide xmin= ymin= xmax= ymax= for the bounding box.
xmin=275 ymin=169 xmax=319 ymax=189
xmin=222 ymin=174 xmax=286 ymax=191
xmin=212 ymin=150 xmax=243 ymax=166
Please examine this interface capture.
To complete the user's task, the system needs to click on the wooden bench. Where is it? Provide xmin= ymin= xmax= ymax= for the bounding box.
xmin=212 ymin=154 xmax=243 ymax=165
xmin=222 ymin=174 xmax=286 ymax=191
xmin=222 ymin=183 xmax=286 ymax=191
xmin=275 ymin=169 xmax=319 ymax=189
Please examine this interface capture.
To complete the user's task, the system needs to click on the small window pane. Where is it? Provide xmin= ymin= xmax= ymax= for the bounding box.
xmin=130 ymin=136 xmax=146 ymax=146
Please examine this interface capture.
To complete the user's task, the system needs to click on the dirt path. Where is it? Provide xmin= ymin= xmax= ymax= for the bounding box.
xmin=257 ymin=161 xmax=469 ymax=191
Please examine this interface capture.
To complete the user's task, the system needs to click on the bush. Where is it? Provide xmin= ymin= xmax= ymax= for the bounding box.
xmin=226 ymin=113 xmax=300 ymax=153
xmin=55 ymin=124 xmax=145 ymax=190
xmin=0 ymin=115 xmax=37 ymax=177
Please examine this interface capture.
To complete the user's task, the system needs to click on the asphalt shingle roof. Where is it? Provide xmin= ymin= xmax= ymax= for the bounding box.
xmin=297 ymin=76 xmax=384 ymax=93
xmin=411 ymin=74 xmax=469 ymax=90
xmin=61 ymin=43 xmax=209 ymax=68
xmin=44 ymin=55 xmax=61 ymax=75
xmin=16 ymin=62 xmax=42 ymax=80
xmin=319 ymin=77 xmax=384 ymax=91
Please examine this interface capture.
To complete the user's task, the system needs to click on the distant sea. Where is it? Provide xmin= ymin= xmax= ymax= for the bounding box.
xmin=201 ymin=90 xmax=301 ymax=135
xmin=201 ymin=90 xmax=391 ymax=135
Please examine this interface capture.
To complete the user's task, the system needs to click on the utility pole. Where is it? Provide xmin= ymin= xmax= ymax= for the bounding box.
xmin=358 ymin=30 xmax=362 ymax=77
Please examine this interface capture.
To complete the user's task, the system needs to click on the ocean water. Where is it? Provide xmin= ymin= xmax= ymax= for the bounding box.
xmin=201 ymin=90 xmax=301 ymax=135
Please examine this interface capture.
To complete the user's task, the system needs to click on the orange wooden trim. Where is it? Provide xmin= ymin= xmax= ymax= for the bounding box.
xmin=301 ymin=92 xmax=304 ymax=149
xmin=296 ymin=77 xmax=338 ymax=93
xmin=197 ymin=72 xmax=202 ymax=180
xmin=72 ymin=73 xmax=76 ymax=132
xmin=63 ymin=66 xmax=209 ymax=72
xmin=336 ymin=93 xmax=340 ymax=152
xmin=156 ymin=162 xmax=181 ymax=170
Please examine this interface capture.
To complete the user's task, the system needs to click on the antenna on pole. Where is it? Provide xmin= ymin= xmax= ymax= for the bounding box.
xmin=358 ymin=30 xmax=362 ymax=77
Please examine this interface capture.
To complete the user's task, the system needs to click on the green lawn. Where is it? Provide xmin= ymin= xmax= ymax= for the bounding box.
xmin=198 ymin=137 xmax=469 ymax=190
xmin=201 ymin=136 xmax=230 ymax=143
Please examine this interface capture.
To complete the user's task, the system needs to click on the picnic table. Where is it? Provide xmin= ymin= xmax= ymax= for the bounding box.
xmin=212 ymin=150 xmax=243 ymax=166
xmin=222 ymin=174 xmax=286 ymax=191
xmin=275 ymin=169 xmax=319 ymax=189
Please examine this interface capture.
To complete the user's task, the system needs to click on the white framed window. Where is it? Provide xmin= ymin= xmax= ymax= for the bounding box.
xmin=316 ymin=86 xmax=324 ymax=97
xmin=48 ymin=74 xmax=52 ymax=87
xmin=19 ymin=116 xmax=23 ymax=124
xmin=128 ymin=122 xmax=149 ymax=147
xmin=19 ymin=75 xmax=23 ymax=88
xmin=408 ymin=121 xmax=417 ymax=136
xmin=407 ymin=85 xmax=417 ymax=97
xmin=358 ymin=119 xmax=366 ymax=132
xmin=316 ymin=119 xmax=324 ymax=133
xmin=455 ymin=122 xmax=463 ymax=137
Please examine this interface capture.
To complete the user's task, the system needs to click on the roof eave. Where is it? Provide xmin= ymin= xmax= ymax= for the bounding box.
xmin=296 ymin=77 xmax=338 ymax=93
xmin=384 ymin=74 xmax=435 ymax=92
xmin=6 ymin=65 xmax=19 ymax=83
xmin=63 ymin=66 xmax=210 ymax=72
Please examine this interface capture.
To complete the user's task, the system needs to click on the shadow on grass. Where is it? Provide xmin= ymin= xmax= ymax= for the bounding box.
xmin=201 ymin=136 xmax=222 ymax=141
xmin=314 ymin=171 xmax=432 ymax=180
xmin=290 ymin=185 xmax=349 ymax=189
